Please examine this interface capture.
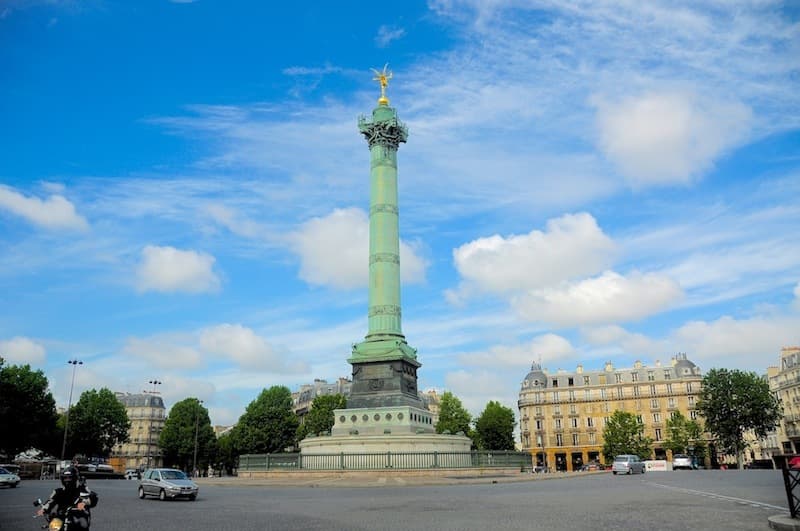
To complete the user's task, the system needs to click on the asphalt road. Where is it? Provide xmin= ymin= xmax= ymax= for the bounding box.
xmin=0 ymin=470 xmax=789 ymax=531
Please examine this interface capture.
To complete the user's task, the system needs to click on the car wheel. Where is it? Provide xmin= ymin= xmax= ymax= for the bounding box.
xmin=189 ymin=494 xmax=197 ymax=501
xmin=159 ymin=489 xmax=166 ymax=501
xmin=138 ymin=486 xmax=145 ymax=499
xmin=11 ymin=483 xmax=17 ymax=488
xmin=612 ymin=471 xmax=617 ymax=475
xmin=641 ymin=467 xmax=645 ymax=474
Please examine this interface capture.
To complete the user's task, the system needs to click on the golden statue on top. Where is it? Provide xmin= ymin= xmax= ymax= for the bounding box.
xmin=371 ymin=64 xmax=393 ymax=106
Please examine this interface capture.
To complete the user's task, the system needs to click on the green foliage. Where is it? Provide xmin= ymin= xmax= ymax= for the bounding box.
xmin=698 ymin=368 xmax=782 ymax=465
xmin=474 ymin=401 xmax=516 ymax=451
xmin=663 ymin=411 xmax=706 ymax=457
xmin=296 ymin=394 xmax=346 ymax=440
xmin=67 ymin=388 xmax=130 ymax=458
xmin=232 ymin=386 xmax=299 ymax=455
xmin=602 ymin=410 xmax=653 ymax=461
xmin=215 ymin=431 xmax=236 ymax=474
xmin=0 ymin=359 xmax=59 ymax=459
xmin=160 ymin=398 xmax=216 ymax=472
xmin=435 ymin=392 xmax=473 ymax=437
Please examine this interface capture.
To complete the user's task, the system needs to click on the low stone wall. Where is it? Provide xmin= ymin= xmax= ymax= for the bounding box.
xmin=238 ymin=467 xmax=526 ymax=480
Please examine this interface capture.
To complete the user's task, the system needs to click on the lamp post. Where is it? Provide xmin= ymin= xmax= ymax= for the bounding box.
xmin=193 ymin=399 xmax=204 ymax=477
xmin=144 ymin=380 xmax=162 ymax=468
xmin=60 ymin=359 xmax=83 ymax=461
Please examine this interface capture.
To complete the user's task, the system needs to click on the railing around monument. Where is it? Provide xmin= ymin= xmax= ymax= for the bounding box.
xmin=238 ymin=451 xmax=531 ymax=471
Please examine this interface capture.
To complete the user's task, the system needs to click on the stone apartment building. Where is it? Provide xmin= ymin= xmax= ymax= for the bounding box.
xmin=110 ymin=392 xmax=166 ymax=471
xmin=765 ymin=346 xmax=800 ymax=459
xmin=518 ymin=353 xmax=703 ymax=472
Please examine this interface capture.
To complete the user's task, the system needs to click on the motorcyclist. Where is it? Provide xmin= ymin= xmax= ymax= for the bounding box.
xmin=37 ymin=466 xmax=93 ymax=530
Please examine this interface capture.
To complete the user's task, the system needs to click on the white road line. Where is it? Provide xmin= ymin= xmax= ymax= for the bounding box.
xmin=644 ymin=481 xmax=789 ymax=513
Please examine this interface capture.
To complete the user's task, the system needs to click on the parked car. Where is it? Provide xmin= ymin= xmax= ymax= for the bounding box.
xmin=580 ymin=460 xmax=604 ymax=471
xmin=612 ymin=454 xmax=646 ymax=475
xmin=673 ymin=454 xmax=694 ymax=470
xmin=138 ymin=468 xmax=198 ymax=501
xmin=125 ymin=468 xmax=141 ymax=480
xmin=0 ymin=467 xmax=21 ymax=488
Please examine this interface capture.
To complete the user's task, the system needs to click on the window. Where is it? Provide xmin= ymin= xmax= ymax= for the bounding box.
xmin=571 ymin=417 xmax=578 ymax=428
xmin=556 ymin=434 xmax=563 ymax=447
xmin=536 ymin=435 xmax=542 ymax=446
xmin=655 ymin=428 xmax=662 ymax=441
xmin=668 ymin=398 xmax=675 ymax=408
xmin=666 ymin=383 xmax=673 ymax=394
xmin=569 ymin=404 xmax=577 ymax=414
xmin=587 ymin=417 xmax=594 ymax=428
xmin=653 ymin=412 xmax=661 ymax=422
xmin=664 ymin=370 xmax=671 ymax=380
xmin=688 ymin=396 xmax=695 ymax=406
xmin=649 ymin=384 xmax=656 ymax=396
xmin=615 ymin=373 xmax=623 ymax=383
xmin=536 ymin=420 xmax=542 ymax=430
xmin=690 ymin=410 xmax=698 ymax=420
xmin=588 ymin=432 xmax=596 ymax=444
xmin=636 ymin=414 xmax=643 ymax=424
xmin=583 ymin=376 xmax=590 ymax=385
xmin=555 ymin=418 xmax=562 ymax=429
xmin=650 ymin=399 xmax=659 ymax=408
xmin=616 ymin=387 xmax=624 ymax=399
xmin=534 ymin=392 xmax=541 ymax=403
xmin=648 ymin=371 xmax=655 ymax=381
xmin=636 ymin=400 xmax=642 ymax=410
xmin=568 ymin=377 xmax=574 ymax=386
xmin=535 ymin=406 xmax=542 ymax=416
xmin=572 ymin=433 xmax=579 ymax=445
xmin=569 ymin=390 xmax=576 ymax=401
xmin=686 ymin=382 xmax=694 ymax=393
xmin=603 ymin=417 xmax=609 ymax=426
xmin=554 ymin=405 xmax=561 ymax=415
xmin=552 ymin=379 xmax=559 ymax=388
xmin=631 ymin=372 xmax=639 ymax=382
xmin=634 ymin=386 xmax=641 ymax=396
xmin=600 ymin=388 xmax=607 ymax=399
xmin=599 ymin=375 xmax=607 ymax=385
xmin=603 ymin=402 xmax=610 ymax=412
xmin=553 ymin=392 xmax=560 ymax=403
xmin=584 ymin=389 xmax=591 ymax=400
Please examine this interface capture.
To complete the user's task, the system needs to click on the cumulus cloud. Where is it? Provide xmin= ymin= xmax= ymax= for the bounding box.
xmin=0 ymin=185 xmax=89 ymax=231
xmin=0 ymin=336 xmax=46 ymax=365
xmin=451 ymin=213 xmax=616 ymax=296
xmin=593 ymin=91 xmax=751 ymax=187
xmin=199 ymin=323 xmax=308 ymax=373
xmin=205 ymin=203 xmax=264 ymax=239
xmin=136 ymin=245 xmax=221 ymax=294
xmin=444 ymin=368 xmax=520 ymax=417
xmin=460 ymin=333 xmax=575 ymax=368
xmin=512 ymin=270 xmax=684 ymax=327
xmin=581 ymin=325 xmax=664 ymax=356
xmin=289 ymin=208 xmax=427 ymax=289
xmin=122 ymin=336 xmax=203 ymax=369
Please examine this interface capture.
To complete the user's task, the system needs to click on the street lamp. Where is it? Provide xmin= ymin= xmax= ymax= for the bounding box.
xmin=144 ymin=380 xmax=162 ymax=468
xmin=60 ymin=359 xmax=83 ymax=461
xmin=193 ymin=399 xmax=204 ymax=478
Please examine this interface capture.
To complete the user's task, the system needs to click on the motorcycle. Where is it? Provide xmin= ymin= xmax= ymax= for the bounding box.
xmin=33 ymin=494 xmax=92 ymax=531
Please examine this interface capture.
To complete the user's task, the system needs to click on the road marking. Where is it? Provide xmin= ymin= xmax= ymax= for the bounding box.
xmin=644 ymin=481 xmax=789 ymax=513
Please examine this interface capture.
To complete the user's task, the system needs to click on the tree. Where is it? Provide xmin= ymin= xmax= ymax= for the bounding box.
xmin=67 ymin=388 xmax=130 ymax=458
xmin=602 ymin=410 xmax=653 ymax=462
xmin=159 ymin=398 xmax=216 ymax=473
xmin=0 ymin=359 xmax=59 ymax=459
xmin=296 ymin=393 xmax=346 ymax=440
xmin=435 ymin=392 xmax=472 ymax=437
xmin=663 ymin=411 xmax=706 ymax=459
xmin=698 ymin=368 xmax=782 ymax=469
xmin=215 ymin=431 xmax=236 ymax=475
xmin=232 ymin=386 xmax=299 ymax=455
xmin=474 ymin=401 xmax=515 ymax=451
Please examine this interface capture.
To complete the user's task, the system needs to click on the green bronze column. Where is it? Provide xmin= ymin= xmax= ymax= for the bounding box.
xmin=348 ymin=67 xmax=422 ymax=410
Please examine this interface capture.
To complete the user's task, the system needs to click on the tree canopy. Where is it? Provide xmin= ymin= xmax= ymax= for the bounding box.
xmin=602 ymin=410 xmax=653 ymax=461
xmin=297 ymin=393 xmax=346 ymax=440
xmin=697 ymin=368 xmax=782 ymax=468
xmin=474 ymin=401 xmax=516 ymax=451
xmin=0 ymin=359 xmax=59 ymax=459
xmin=232 ymin=386 xmax=299 ymax=454
xmin=67 ymin=388 xmax=130 ymax=458
xmin=160 ymin=398 xmax=217 ymax=473
xmin=435 ymin=392 xmax=472 ymax=437
xmin=663 ymin=411 xmax=706 ymax=458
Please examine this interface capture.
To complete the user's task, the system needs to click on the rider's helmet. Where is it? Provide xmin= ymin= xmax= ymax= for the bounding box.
xmin=60 ymin=466 xmax=79 ymax=489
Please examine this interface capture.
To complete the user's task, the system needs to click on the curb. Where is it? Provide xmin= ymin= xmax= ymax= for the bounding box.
xmin=769 ymin=515 xmax=800 ymax=531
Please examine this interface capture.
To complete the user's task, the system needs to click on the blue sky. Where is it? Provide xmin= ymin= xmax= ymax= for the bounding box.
xmin=1 ymin=0 xmax=799 ymax=428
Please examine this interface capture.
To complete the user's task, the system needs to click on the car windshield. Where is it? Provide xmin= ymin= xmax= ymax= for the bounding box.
xmin=614 ymin=456 xmax=629 ymax=462
xmin=675 ymin=454 xmax=689 ymax=459
xmin=0 ymin=468 xmax=8 ymax=474
xmin=161 ymin=470 xmax=187 ymax=480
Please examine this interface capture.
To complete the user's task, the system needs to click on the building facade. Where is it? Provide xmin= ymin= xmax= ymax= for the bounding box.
xmin=111 ymin=393 xmax=166 ymax=471
xmin=767 ymin=346 xmax=800 ymax=457
xmin=518 ymin=354 xmax=703 ymax=471
xmin=292 ymin=378 xmax=352 ymax=419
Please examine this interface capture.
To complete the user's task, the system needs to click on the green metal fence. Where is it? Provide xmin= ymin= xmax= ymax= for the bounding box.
xmin=239 ymin=451 xmax=531 ymax=471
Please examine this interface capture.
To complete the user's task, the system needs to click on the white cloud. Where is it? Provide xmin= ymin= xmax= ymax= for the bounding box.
xmin=669 ymin=314 xmax=800 ymax=369
xmin=289 ymin=208 xmax=427 ymax=289
xmin=136 ymin=245 xmax=221 ymax=294
xmin=581 ymin=325 xmax=663 ymax=356
xmin=444 ymin=368 xmax=520 ymax=418
xmin=593 ymin=90 xmax=751 ymax=187
xmin=460 ymin=333 xmax=575 ymax=368
xmin=794 ymin=282 xmax=800 ymax=310
xmin=0 ymin=336 xmax=46 ymax=365
xmin=512 ymin=270 xmax=684 ymax=327
xmin=204 ymin=203 xmax=265 ymax=239
xmin=375 ymin=25 xmax=406 ymax=47
xmin=452 ymin=213 xmax=616 ymax=296
xmin=0 ymin=185 xmax=89 ymax=231
xmin=199 ymin=323 xmax=308 ymax=373
xmin=122 ymin=336 xmax=203 ymax=369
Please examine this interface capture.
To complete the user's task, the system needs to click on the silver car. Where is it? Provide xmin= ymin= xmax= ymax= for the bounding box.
xmin=672 ymin=454 xmax=694 ymax=470
xmin=137 ymin=468 xmax=198 ymax=501
xmin=612 ymin=454 xmax=646 ymax=475
xmin=0 ymin=467 xmax=20 ymax=488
